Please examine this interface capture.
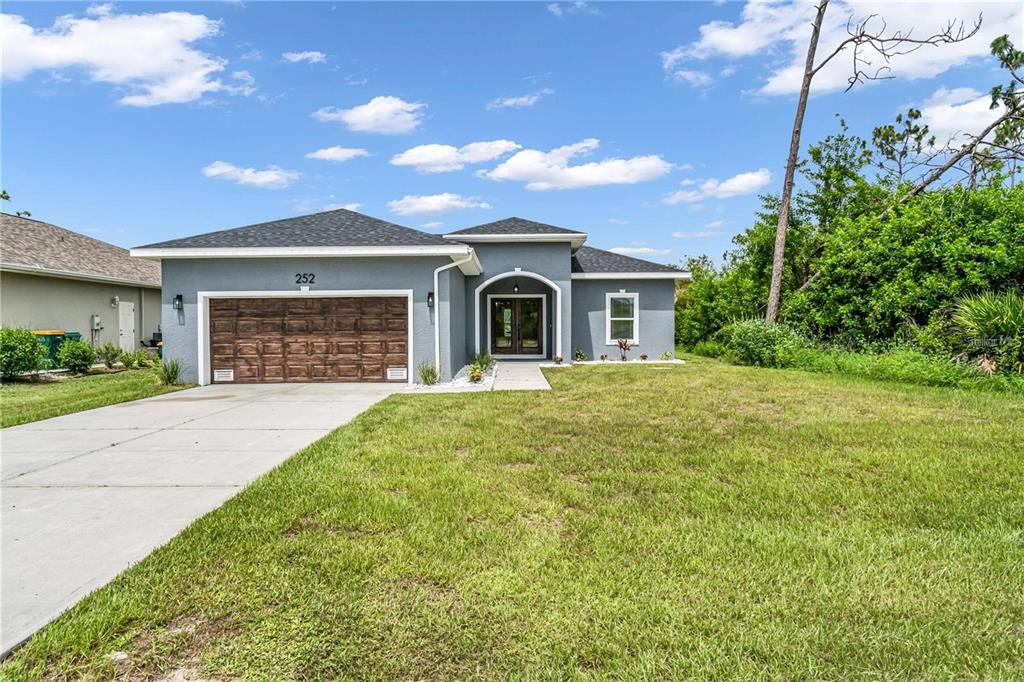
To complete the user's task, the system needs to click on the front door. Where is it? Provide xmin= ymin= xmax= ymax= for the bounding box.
xmin=490 ymin=297 xmax=543 ymax=356
xmin=117 ymin=301 xmax=136 ymax=353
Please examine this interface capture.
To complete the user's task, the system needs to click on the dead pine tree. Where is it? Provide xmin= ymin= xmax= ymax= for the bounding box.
xmin=764 ymin=2 xmax=981 ymax=323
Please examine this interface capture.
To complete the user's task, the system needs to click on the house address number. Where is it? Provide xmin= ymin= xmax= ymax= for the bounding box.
xmin=295 ymin=273 xmax=316 ymax=284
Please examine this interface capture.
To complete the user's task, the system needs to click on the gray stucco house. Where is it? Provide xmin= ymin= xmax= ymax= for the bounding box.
xmin=1 ymin=213 xmax=161 ymax=350
xmin=131 ymin=210 xmax=687 ymax=385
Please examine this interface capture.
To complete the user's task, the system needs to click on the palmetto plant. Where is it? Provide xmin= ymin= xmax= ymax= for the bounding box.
xmin=952 ymin=290 xmax=1024 ymax=374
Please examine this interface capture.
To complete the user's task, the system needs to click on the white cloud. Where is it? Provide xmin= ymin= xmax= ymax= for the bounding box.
xmin=608 ymin=218 xmax=629 ymax=225
xmin=85 ymin=3 xmax=115 ymax=17
xmin=202 ymin=161 xmax=298 ymax=189
xmin=240 ymin=49 xmax=262 ymax=61
xmin=670 ymin=69 xmax=714 ymax=88
xmin=323 ymin=202 xmax=361 ymax=211
xmin=312 ymin=96 xmax=425 ymax=134
xmin=918 ymin=86 xmax=1005 ymax=144
xmin=487 ymin=88 xmax=554 ymax=110
xmin=481 ymin=138 xmax=672 ymax=190
xmin=705 ymin=220 xmax=725 ymax=229
xmin=662 ymin=1 xmax=1021 ymax=96
xmin=672 ymin=230 xmax=720 ymax=238
xmin=547 ymin=1 xmax=602 ymax=18
xmin=304 ymin=146 xmax=369 ymax=163
xmin=387 ymin=193 xmax=491 ymax=216
xmin=0 ymin=8 xmax=251 ymax=107
xmin=664 ymin=168 xmax=771 ymax=204
xmin=608 ymin=246 xmax=672 ymax=256
xmin=422 ymin=221 xmax=445 ymax=228
xmin=282 ymin=50 xmax=325 ymax=64
xmin=391 ymin=140 xmax=521 ymax=173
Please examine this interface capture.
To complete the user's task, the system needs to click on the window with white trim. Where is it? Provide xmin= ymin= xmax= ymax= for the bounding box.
xmin=605 ymin=292 xmax=638 ymax=344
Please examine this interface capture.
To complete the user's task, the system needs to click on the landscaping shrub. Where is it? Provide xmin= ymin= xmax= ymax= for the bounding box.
xmin=0 ymin=327 xmax=45 ymax=380
xmin=154 ymin=358 xmax=183 ymax=385
xmin=952 ymin=290 xmax=1024 ymax=374
xmin=57 ymin=339 xmax=97 ymax=374
xmin=467 ymin=363 xmax=484 ymax=383
xmin=96 ymin=341 xmax=122 ymax=369
xmin=418 ymin=363 xmax=439 ymax=385
xmin=715 ymin=319 xmax=807 ymax=368
xmin=472 ymin=352 xmax=495 ymax=371
xmin=574 ymin=347 xmax=587 ymax=362
xmin=692 ymin=340 xmax=725 ymax=359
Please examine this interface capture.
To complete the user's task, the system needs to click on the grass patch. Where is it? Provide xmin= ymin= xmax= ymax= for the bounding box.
xmin=0 ymin=370 xmax=188 ymax=428
xmin=4 ymin=360 xmax=1023 ymax=679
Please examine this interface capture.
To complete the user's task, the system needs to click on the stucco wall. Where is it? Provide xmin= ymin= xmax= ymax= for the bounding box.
xmin=570 ymin=279 xmax=676 ymax=361
xmin=1 ymin=271 xmax=160 ymax=347
xmin=159 ymin=256 xmax=451 ymax=384
xmin=444 ymin=268 xmax=467 ymax=375
xmin=461 ymin=243 xmax=572 ymax=361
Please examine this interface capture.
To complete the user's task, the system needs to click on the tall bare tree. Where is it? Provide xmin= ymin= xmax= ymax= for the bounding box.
xmin=764 ymin=3 xmax=980 ymax=323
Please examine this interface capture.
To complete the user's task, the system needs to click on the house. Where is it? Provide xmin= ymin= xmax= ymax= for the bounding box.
xmin=1 ymin=213 xmax=161 ymax=350
xmin=130 ymin=210 xmax=688 ymax=385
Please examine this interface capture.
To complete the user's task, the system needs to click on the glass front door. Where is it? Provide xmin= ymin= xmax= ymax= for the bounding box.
xmin=490 ymin=297 xmax=543 ymax=355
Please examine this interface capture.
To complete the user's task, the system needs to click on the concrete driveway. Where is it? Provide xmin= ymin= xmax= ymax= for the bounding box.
xmin=0 ymin=382 xmax=400 ymax=656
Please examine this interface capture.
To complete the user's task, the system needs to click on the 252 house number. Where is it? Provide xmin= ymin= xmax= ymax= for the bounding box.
xmin=295 ymin=273 xmax=316 ymax=284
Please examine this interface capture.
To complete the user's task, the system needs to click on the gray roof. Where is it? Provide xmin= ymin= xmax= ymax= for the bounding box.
xmin=572 ymin=245 xmax=681 ymax=274
xmin=137 ymin=209 xmax=449 ymax=249
xmin=0 ymin=213 xmax=161 ymax=286
xmin=447 ymin=217 xmax=584 ymax=236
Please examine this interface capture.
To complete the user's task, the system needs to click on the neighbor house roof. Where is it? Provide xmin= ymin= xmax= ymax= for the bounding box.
xmin=571 ymin=246 xmax=688 ymax=280
xmin=0 ymin=213 xmax=161 ymax=287
xmin=131 ymin=209 xmax=481 ymax=275
xmin=137 ymin=208 xmax=451 ymax=249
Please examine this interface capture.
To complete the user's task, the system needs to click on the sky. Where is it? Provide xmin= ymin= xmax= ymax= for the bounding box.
xmin=2 ymin=0 xmax=1020 ymax=265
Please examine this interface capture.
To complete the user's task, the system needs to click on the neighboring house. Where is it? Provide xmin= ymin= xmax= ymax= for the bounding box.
xmin=131 ymin=210 xmax=688 ymax=385
xmin=1 ymin=213 xmax=161 ymax=350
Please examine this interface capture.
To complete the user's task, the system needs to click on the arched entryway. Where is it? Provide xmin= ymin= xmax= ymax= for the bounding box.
xmin=474 ymin=271 xmax=562 ymax=359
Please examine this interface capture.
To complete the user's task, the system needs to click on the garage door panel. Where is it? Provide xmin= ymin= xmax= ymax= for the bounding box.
xmin=209 ymin=296 xmax=408 ymax=384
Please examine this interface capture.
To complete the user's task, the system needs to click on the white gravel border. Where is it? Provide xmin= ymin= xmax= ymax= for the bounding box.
xmin=404 ymin=363 xmax=496 ymax=393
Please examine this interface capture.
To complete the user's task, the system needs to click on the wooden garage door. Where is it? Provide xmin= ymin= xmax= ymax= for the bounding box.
xmin=209 ymin=297 xmax=408 ymax=383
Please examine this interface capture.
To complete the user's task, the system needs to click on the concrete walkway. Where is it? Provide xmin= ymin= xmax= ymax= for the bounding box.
xmin=0 ymin=382 xmax=399 ymax=656
xmin=492 ymin=361 xmax=551 ymax=391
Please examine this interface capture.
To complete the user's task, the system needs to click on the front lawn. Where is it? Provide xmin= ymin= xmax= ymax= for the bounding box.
xmin=0 ymin=370 xmax=186 ymax=428
xmin=5 ymin=359 xmax=1023 ymax=679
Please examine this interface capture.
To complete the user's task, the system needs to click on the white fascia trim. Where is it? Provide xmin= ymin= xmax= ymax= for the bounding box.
xmin=572 ymin=272 xmax=691 ymax=280
xmin=445 ymin=233 xmax=587 ymax=249
xmin=195 ymin=289 xmax=414 ymax=387
xmin=0 ymin=262 xmax=160 ymax=289
xmin=131 ymin=245 xmax=472 ymax=259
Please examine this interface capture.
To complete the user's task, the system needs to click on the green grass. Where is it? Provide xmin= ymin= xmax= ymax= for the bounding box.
xmin=4 ymin=359 xmax=1023 ymax=679
xmin=0 ymin=370 xmax=187 ymax=428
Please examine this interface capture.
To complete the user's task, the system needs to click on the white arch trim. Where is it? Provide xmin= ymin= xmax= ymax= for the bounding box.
xmin=474 ymin=270 xmax=562 ymax=358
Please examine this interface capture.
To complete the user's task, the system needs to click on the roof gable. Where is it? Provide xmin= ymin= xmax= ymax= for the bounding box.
xmin=0 ymin=213 xmax=160 ymax=286
xmin=136 ymin=209 xmax=450 ymax=249
xmin=447 ymin=217 xmax=583 ymax=237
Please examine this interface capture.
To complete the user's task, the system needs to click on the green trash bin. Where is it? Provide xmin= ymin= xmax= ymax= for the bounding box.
xmin=32 ymin=330 xmax=65 ymax=368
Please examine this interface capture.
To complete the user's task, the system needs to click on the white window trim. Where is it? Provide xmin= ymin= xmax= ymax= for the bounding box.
xmin=486 ymin=293 xmax=547 ymax=360
xmin=195 ymin=289 xmax=414 ymax=387
xmin=605 ymin=291 xmax=639 ymax=346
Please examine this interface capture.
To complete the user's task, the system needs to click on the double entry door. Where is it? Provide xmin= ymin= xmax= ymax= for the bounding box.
xmin=490 ymin=297 xmax=543 ymax=356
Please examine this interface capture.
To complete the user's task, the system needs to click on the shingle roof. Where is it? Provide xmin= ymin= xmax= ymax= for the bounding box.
xmin=1 ymin=213 xmax=161 ymax=286
xmin=136 ymin=209 xmax=450 ymax=249
xmin=571 ymin=245 xmax=681 ymax=274
xmin=447 ymin=217 xmax=584 ymax=236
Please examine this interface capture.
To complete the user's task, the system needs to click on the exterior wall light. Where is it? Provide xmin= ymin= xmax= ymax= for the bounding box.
xmin=512 ymin=280 xmax=519 ymax=294
xmin=110 ymin=296 xmax=120 ymax=308
xmin=172 ymin=294 xmax=184 ymax=310
xmin=427 ymin=291 xmax=434 ymax=308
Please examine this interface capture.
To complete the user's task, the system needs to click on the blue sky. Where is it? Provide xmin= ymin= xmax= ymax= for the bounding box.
xmin=2 ymin=1 xmax=1018 ymax=264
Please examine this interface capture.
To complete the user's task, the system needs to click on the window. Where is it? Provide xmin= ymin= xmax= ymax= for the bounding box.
xmin=605 ymin=292 xmax=638 ymax=345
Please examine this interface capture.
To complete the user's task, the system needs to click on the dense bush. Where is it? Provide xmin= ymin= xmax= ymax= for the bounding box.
xmin=96 ymin=341 xmax=122 ymax=369
xmin=154 ymin=358 xmax=183 ymax=385
xmin=58 ymin=339 xmax=97 ymax=373
xmin=0 ymin=327 xmax=45 ymax=380
xmin=952 ymin=289 xmax=1024 ymax=375
xmin=692 ymin=339 xmax=725 ymax=359
xmin=715 ymin=319 xmax=807 ymax=368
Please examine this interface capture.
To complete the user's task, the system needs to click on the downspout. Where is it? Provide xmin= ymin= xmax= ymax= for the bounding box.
xmin=433 ymin=252 xmax=474 ymax=375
